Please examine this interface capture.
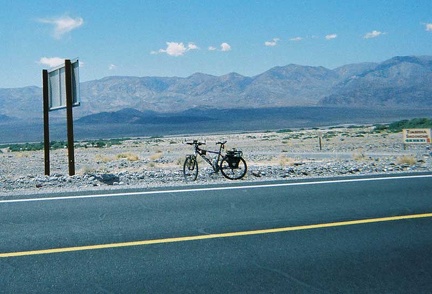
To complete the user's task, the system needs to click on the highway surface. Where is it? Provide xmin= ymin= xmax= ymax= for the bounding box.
xmin=1 ymin=174 xmax=432 ymax=293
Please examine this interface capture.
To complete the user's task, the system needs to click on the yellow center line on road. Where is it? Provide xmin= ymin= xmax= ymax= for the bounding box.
xmin=2 ymin=212 xmax=432 ymax=258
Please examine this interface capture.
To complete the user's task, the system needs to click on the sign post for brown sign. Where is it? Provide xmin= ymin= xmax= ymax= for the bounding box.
xmin=42 ymin=59 xmax=80 ymax=176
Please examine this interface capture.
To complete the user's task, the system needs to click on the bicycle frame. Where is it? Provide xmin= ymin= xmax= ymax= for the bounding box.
xmin=192 ymin=141 xmax=226 ymax=173
xmin=184 ymin=140 xmax=247 ymax=181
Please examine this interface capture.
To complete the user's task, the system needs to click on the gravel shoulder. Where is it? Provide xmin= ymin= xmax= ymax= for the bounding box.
xmin=1 ymin=126 xmax=431 ymax=196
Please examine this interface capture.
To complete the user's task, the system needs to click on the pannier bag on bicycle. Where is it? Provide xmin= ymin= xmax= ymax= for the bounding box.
xmin=226 ymin=149 xmax=243 ymax=169
xmin=183 ymin=140 xmax=247 ymax=181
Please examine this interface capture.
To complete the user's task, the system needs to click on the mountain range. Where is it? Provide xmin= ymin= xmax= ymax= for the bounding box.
xmin=0 ymin=55 xmax=431 ymax=121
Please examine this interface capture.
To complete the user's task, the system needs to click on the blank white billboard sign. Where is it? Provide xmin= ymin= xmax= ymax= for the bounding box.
xmin=48 ymin=59 xmax=80 ymax=111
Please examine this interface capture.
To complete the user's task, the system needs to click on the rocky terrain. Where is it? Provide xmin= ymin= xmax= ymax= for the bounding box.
xmin=0 ymin=126 xmax=431 ymax=196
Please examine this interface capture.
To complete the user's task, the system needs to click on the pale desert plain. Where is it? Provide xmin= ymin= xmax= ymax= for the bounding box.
xmin=0 ymin=125 xmax=431 ymax=196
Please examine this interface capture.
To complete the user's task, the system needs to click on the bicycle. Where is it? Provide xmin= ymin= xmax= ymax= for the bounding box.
xmin=183 ymin=140 xmax=247 ymax=181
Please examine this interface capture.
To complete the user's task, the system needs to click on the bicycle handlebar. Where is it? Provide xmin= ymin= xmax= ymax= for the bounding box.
xmin=186 ymin=141 xmax=205 ymax=146
xmin=186 ymin=140 xmax=227 ymax=147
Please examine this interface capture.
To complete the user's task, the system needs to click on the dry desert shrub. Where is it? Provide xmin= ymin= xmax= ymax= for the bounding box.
xmin=352 ymin=152 xmax=365 ymax=161
xmin=80 ymin=166 xmax=96 ymax=175
xmin=95 ymin=154 xmax=114 ymax=163
xmin=397 ymin=155 xmax=416 ymax=165
xmin=149 ymin=151 xmax=163 ymax=161
xmin=352 ymin=149 xmax=366 ymax=161
xmin=117 ymin=153 xmax=139 ymax=161
xmin=279 ymin=155 xmax=295 ymax=166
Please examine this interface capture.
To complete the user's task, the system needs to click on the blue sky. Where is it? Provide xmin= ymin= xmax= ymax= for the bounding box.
xmin=1 ymin=0 xmax=431 ymax=88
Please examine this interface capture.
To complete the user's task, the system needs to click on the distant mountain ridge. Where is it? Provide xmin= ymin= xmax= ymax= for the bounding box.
xmin=0 ymin=55 xmax=431 ymax=120
xmin=76 ymin=108 xmax=214 ymax=124
xmin=320 ymin=56 xmax=432 ymax=107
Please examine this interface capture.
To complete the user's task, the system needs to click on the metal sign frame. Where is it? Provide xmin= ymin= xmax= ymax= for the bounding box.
xmin=43 ymin=59 xmax=80 ymax=176
xmin=48 ymin=58 xmax=80 ymax=111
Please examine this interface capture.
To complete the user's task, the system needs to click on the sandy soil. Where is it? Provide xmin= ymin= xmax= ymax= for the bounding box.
xmin=0 ymin=126 xmax=427 ymax=179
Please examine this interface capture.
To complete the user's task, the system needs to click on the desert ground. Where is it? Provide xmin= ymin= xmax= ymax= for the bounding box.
xmin=0 ymin=125 xmax=431 ymax=195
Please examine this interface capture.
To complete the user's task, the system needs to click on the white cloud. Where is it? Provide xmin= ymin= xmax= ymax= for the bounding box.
xmin=220 ymin=42 xmax=231 ymax=51
xmin=208 ymin=43 xmax=231 ymax=52
xmin=187 ymin=42 xmax=198 ymax=50
xmin=38 ymin=15 xmax=84 ymax=39
xmin=109 ymin=64 xmax=117 ymax=70
xmin=289 ymin=37 xmax=303 ymax=42
xmin=325 ymin=34 xmax=337 ymax=40
xmin=164 ymin=42 xmax=187 ymax=56
xmin=264 ymin=38 xmax=280 ymax=46
xmin=363 ymin=30 xmax=385 ymax=39
xmin=38 ymin=57 xmax=65 ymax=68
xmin=426 ymin=23 xmax=432 ymax=31
xmin=153 ymin=42 xmax=198 ymax=56
xmin=154 ymin=42 xmax=229 ymax=55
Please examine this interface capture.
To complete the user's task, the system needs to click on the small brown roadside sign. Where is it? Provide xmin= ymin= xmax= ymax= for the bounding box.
xmin=403 ymin=129 xmax=432 ymax=144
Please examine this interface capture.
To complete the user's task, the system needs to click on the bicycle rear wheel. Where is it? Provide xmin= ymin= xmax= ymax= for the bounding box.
xmin=220 ymin=156 xmax=247 ymax=180
xmin=183 ymin=155 xmax=198 ymax=181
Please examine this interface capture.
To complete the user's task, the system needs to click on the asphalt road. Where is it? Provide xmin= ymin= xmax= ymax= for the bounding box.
xmin=1 ymin=174 xmax=432 ymax=293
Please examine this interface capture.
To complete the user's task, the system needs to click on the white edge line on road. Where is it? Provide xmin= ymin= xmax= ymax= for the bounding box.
xmin=1 ymin=174 xmax=431 ymax=204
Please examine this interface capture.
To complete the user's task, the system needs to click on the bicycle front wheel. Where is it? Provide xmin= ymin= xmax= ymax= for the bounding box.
xmin=220 ymin=156 xmax=247 ymax=180
xmin=183 ymin=155 xmax=198 ymax=181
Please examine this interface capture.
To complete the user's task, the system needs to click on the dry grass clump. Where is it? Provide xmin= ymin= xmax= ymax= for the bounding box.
xmin=149 ymin=151 xmax=163 ymax=161
xmin=279 ymin=155 xmax=296 ymax=166
xmin=352 ymin=151 xmax=366 ymax=161
xmin=95 ymin=154 xmax=114 ymax=163
xmin=117 ymin=153 xmax=139 ymax=161
xmin=80 ymin=166 xmax=96 ymax=175
xmin=397 ymin=155 xmax=416 ymax=166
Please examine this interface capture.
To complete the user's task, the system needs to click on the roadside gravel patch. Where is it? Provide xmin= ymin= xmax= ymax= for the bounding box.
xmin=1 ymin=127 xmax=431 ymax=196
